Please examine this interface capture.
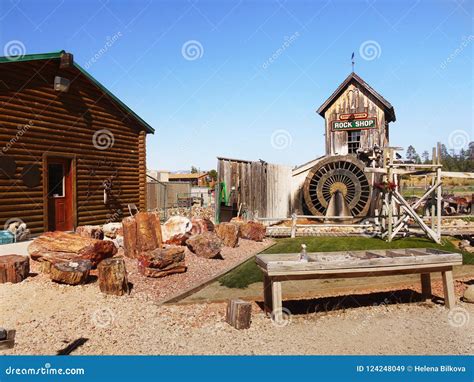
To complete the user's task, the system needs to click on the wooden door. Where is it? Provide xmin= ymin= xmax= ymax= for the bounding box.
xmin=47 ymin=158 xmax=73 ymax=231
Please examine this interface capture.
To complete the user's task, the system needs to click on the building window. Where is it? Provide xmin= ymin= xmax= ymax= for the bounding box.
xmin=347 ymin=130 xmax=362 ymax=154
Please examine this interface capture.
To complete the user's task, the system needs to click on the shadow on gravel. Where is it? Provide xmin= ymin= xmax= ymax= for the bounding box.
xmin=256 ymin=289 xmax=435 ymax=315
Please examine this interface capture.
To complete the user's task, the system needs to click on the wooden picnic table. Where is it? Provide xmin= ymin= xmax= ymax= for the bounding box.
xmin=256 ymin=248 xmax=463 ymax=321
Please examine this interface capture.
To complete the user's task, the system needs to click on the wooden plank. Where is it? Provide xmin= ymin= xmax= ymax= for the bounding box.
xmin=442 ymin=269 xmax=456 ymax=309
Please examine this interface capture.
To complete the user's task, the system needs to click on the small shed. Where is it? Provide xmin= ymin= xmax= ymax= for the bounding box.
xmin=0 ymin=51 xmax=154 ymax=234
xmin=317 ymin=72 xmax=396 ymax=156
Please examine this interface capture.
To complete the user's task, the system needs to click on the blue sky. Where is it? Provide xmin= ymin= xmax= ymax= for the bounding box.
xmin=1 ymin=0 xmax=472 ymax=171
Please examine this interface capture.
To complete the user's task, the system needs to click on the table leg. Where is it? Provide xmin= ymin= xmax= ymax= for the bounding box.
xmin=441 ymin=269 xmax=456 ymax=309
xmin=271 ymin=280 xmax=282 ymax=322
xmin=420 ymin=273 xmax=432 ymax=301
xmin=263 ymin=275 xmax=273 ymax=315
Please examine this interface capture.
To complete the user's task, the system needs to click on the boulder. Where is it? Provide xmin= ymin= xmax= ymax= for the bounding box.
xmin=186 ymin=232 xmax=222 ymax=259
xmin=190 ymin=217 xmax=215 ymax=235
xmin=7 ymin=222 xmax=30 ymax=242
xmin=103 ymin=222 xmax=123 ymax=239
xmin=28 ymin=231 xmax=117 ymax=267
xmin=162 ymin=216 xmax=192 ymax=245
xmin=463 ymin=285 xmax=474 ymax=303
xmin=76 ymin=225 xmax=104 ymax=240
xmin=240 ymin=221 xmax=266 ymax=242
xmin=138 ymin=246 xmax=186 ymax=278
xmin=215 ymin=223 xmax=239 ymax=248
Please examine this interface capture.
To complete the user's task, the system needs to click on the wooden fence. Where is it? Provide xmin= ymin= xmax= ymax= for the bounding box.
xmin=217 ymin=157 xmax=292 ymax=220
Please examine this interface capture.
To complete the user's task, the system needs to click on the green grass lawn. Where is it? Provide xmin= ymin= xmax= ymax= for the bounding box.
xmin=218 ymin=236 xmax=473 ymax=289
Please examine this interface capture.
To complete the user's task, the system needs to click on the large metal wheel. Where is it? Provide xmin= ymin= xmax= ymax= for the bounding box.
xmin=303 ymin=155 xmax=371 ymax=219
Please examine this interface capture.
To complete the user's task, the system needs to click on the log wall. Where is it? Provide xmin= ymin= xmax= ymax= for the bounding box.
xmin=0 ymin=58 xmax=150 ymax=234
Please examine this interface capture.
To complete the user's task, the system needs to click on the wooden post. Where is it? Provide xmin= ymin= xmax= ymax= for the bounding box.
xmin=436 ymin=143 xmax=442 ymax=241
xmin=387 ymin=150 xmax=394 ymax=242
xmin=0 ymin=255 xmax=29 ymax=284
xmin=290 ymin=213 xmax=297 ymax=238
xmin=420 ymin=273 xmax=432 ymax=301
xmin=263 ymin=275 xmax=273 ymax=314
xmin=226 ymin=299 xmax=252 ymax=330
xmin=271 ymin=280 xmax=283 ymax=322
xmin=441 ymin=269 xmax=456 ymax=309
xmin=98 ymin=258 xmax=130 ymax=296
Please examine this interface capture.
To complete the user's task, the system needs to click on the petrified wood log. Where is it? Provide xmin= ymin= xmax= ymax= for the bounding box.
xmin=122 ymin=212 xmax=162 ymax=258
xmin=240 ymin=221 xmax=266 ymax=242
xmin=162 ymin=216 xmax=192 ymax=245
xmin=76 ymin=225 xmax=104 ymax=239
xmin=98 ymin=257 xmax=129 ymax=296
xmin=215 ymin=223 xmax=240 ymax=248
xmin=186 ymin=232 xmax=222 ymax=259
xmin=0 ymin=255 xmax=29 ymax=283
xmin=190 ymin=218 xmax=215 ymax=235
xmin=226 ymin=299 xmax=252 ymax=330
xmin=28 ymin=231 xmax=116 ymax=268
xmin=50 ymin=260 xmax=91 ymax=285
xmin=137 ymin=246 xmax=186 ymax=278
xmin=122 ymin=216 xmax=138 ymax=257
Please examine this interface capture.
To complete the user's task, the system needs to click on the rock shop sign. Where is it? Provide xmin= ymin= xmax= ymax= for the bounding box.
xmin=331 ymin=117 xmax=377 ymax=131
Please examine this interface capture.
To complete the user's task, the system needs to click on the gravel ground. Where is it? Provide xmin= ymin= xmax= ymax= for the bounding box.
xmin=1 ymin=275 xmax=473 ymax=355
xmin=124 ymin=238 xmax=273 ymax=303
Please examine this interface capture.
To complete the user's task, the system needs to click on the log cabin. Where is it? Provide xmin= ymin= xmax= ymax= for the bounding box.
xmin=0 ymin=50 xmax=154 ymax=235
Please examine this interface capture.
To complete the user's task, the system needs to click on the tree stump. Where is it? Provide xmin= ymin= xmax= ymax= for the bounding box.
xmin=226 ymin=299 xmax=252 ymax=330
xmin=0 ymin=255 xmax=29 ymax=284
xmin=50 ymin=260 xmax=91 ymax=285
xmin=98 ymin=257 xmax=129 ymax=296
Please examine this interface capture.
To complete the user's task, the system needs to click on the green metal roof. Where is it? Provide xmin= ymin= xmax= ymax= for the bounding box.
xmin=0 ymin=50 xmax=154 ymax=134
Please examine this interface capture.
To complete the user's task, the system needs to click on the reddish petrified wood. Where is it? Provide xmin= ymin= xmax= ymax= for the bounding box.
xmin=240 ymin=221 xmax=266 ymax=242
xmin=215 ymin=223 xmax=240 ymax=248
xmin=50 ymin=260 xmax=91 ymax=285
xmin=122 ymin=212 xmax=162 ymax=258
xmin=137 ymin=246 xmax=186 ymax=278
xmin=98 ymin=257 xmax=129 ymax=296
xmin=0 ymin=255 xmax=29 ymax=283
xmin=28 ymin=231 xmax=116 ymax=267
xmin=186 ymin=232 xmax=223 ymax=259
xmin=190 ymin=218 xmax=215 ymax=235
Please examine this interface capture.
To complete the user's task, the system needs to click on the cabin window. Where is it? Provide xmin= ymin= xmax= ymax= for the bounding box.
xmin=48 ymin=163 xmax=65 ymax=197
xmin=347 ymin=130 xmax=362 ymax=154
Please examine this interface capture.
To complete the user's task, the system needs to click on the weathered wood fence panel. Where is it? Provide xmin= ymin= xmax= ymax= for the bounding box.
xmin=217 ymin=157 xmax=291 ymax=220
